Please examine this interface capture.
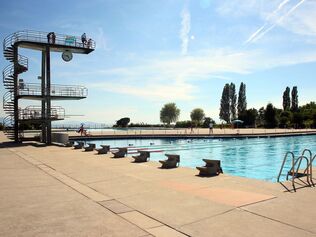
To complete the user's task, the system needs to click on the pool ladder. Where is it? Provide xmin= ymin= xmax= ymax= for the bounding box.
xmin=277 ymin=149 xmax=315 ymax=191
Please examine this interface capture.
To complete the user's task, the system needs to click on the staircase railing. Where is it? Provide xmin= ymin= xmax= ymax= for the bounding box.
xmin=3 ymin=30 xmax=96 ymax=50
xmin=3 ymin=64 xmax=14 ymax=80
xmin=3 ymin=91 xmax=14 ymax=110
xmin=17 ymin=54 xmax=28 ymax=68
xmin=3 ymin=55 xmax=28 ymax=86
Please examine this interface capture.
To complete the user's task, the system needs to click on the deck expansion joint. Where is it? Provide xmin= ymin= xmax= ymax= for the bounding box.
xmin=241 ymin=209 xmax=316 ymax=235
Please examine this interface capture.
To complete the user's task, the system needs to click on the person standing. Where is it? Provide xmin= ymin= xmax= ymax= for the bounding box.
xmin=81 ymin=33 xmax=87 ymax=46
xmin=47 ymin=32 xmax=52 ymax=43
xmin=209 ymin=122 xmax=213 ymax=134
xmin=51 ymin=32 xmax=56 ymax=44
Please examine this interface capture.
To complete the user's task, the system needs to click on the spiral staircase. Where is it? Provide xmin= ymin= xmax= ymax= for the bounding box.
xmin=3 ymin=49 xmax=28 ymax=139
xmin=2 ymin=30 xmax=95 ymax=142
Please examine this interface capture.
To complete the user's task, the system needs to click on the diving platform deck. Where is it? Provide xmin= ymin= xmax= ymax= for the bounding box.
xmin=4 ymin=30 xmax=95 ymax=54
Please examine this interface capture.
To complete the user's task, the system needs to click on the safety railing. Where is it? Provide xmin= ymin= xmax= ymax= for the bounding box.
xmin=3 ymin=30 xmax=96 ymax=51
xmin=18 ymin=83 xmax=88 ymax=98
xmin=18 ymin=106 xmax=65 ymax=120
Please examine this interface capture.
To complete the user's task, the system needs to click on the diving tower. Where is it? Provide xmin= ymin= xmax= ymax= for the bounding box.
xmin=2 ymin=30 xmax=95 ymax=144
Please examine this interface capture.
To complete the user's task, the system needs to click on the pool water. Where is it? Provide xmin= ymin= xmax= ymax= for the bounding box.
xmin=79 ymin=135 xmax=316 ymax=182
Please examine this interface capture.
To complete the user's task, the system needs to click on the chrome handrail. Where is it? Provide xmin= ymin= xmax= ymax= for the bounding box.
xmin=301 ymin=149 xmax=314 ymax=186
xmin=277 ymin=151 xmax=295 ymax=183
xmin=286 ymin=155 xmax=309 ymax=180
xmin=3 ymin=30 xmax=96 ymax=51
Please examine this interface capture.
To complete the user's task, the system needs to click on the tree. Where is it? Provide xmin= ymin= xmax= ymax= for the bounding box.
xmin=219 ymin=83 xmax=230 ymax=123
xmin=279 ymin=111 xmax=292 ymax=128
xmin=202 ymin=117 xmax=215 ymax=128
xmin=282 ymin=87 xmax=291 ymax=111
xmin=291 ymin=86 xmax=298 ymax=112
xmin=230 ymin=83 xmax=237 ymax=121
xmin=175 ymin=120 xmax=192 ymax=128
xmin=115 ymin=117 xmax=130 ymax=127
xmin=256 ymin=107 xmax=265 ymax=127
xmin=237 ymin=82 xmax=247 ymax=117
xmin=160 ymin=103 xmax=180 ymax=126
xmin=238 ymin=108 xmax=258 ymax=127
xmin=190 ymin=108 xmax=205 ymax=127
xmin=264 ymin=103 xmax=278 ymax=128
xmin=292 ymin=112 xmax=303 ymax=128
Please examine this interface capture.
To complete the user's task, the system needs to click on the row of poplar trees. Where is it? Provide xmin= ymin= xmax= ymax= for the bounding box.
xmin=282 ymin=86 xmax=298 ymax=111
xmin=219 ymin=82 xmax=247 ymax=123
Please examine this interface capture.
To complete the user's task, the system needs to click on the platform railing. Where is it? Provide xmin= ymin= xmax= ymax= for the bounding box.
xmin=18 ymin=83 xmax=88 ymax=98
xmin=18 ymin=106 xmax=65 ymax=120
xmin=3 ymin=30 xmax=96 ymax=51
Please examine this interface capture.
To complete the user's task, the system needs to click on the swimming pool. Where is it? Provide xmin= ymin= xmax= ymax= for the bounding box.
xmin=77 ymin=135 xmax=316 ymax=182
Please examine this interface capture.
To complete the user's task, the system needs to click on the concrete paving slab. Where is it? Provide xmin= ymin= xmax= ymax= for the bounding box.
xmin=0 ymin=151 xmax=35 ymax=169
xmin=0 ymin=198 xmax=147 ymax=237
xmin=119 ymin=211 xmax=163 ymax=229
xmin=194 ymin=187 xmax=275 ymax=207
xmin=242 ymin=188 xmax=316 ymax=233
xmin=146 ymin=225 xmax=188 ymax=237
xmin=0 ymin=168 xmax=59 ymax=189
xmin=39 ymin=165 xmax=112 ymax=202
xmin=118 ymin=188 xmax=233 ymax=227
xmin=88 ymin=175 xmax=158 ymax=199
xmin=180 ymin=209 xmax=314 ymax=237
xmin=0 ymin=184 xmax=84 ymax=210
xmin=0 ymin=146 xmax=147 ymax=237
xmin=67 ymin=169 xmax=125 ymax=184
xmin=99 ymin=199 xmax=134 ymax=214
xmin=167 ymin=174 xmax=284 ymax=196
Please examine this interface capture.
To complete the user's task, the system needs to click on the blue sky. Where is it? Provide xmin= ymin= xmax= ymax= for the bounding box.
xmin=1 ymin=0 xmax=316 ymax=124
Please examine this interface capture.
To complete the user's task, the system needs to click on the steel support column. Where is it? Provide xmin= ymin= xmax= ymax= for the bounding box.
xmin=13 ymin=46 xmax=19 ymax=142
xmin=41 ymin=50 xmax=46 ymax=143
xmin=45 ymin=46 xmax=51 ymax=144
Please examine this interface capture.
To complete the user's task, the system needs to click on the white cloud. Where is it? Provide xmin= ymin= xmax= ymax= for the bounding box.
xmin=90 ymin=80 xmax=195 ymax=101
xmin=180 ymin=5 xmax=191 ymax=55
xmin=55 ymin=45 xmax=316 ymax=103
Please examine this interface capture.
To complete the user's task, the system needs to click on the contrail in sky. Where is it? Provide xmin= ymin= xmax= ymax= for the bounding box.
xmin=245 ymin=0 xmax=305 ymax=44
xmin=180 ymin=5 xmax=191 ymax=55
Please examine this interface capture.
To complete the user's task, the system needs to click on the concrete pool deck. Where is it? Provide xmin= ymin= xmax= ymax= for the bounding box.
xmin=0 ymin=131 xmax=315 ymax=236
